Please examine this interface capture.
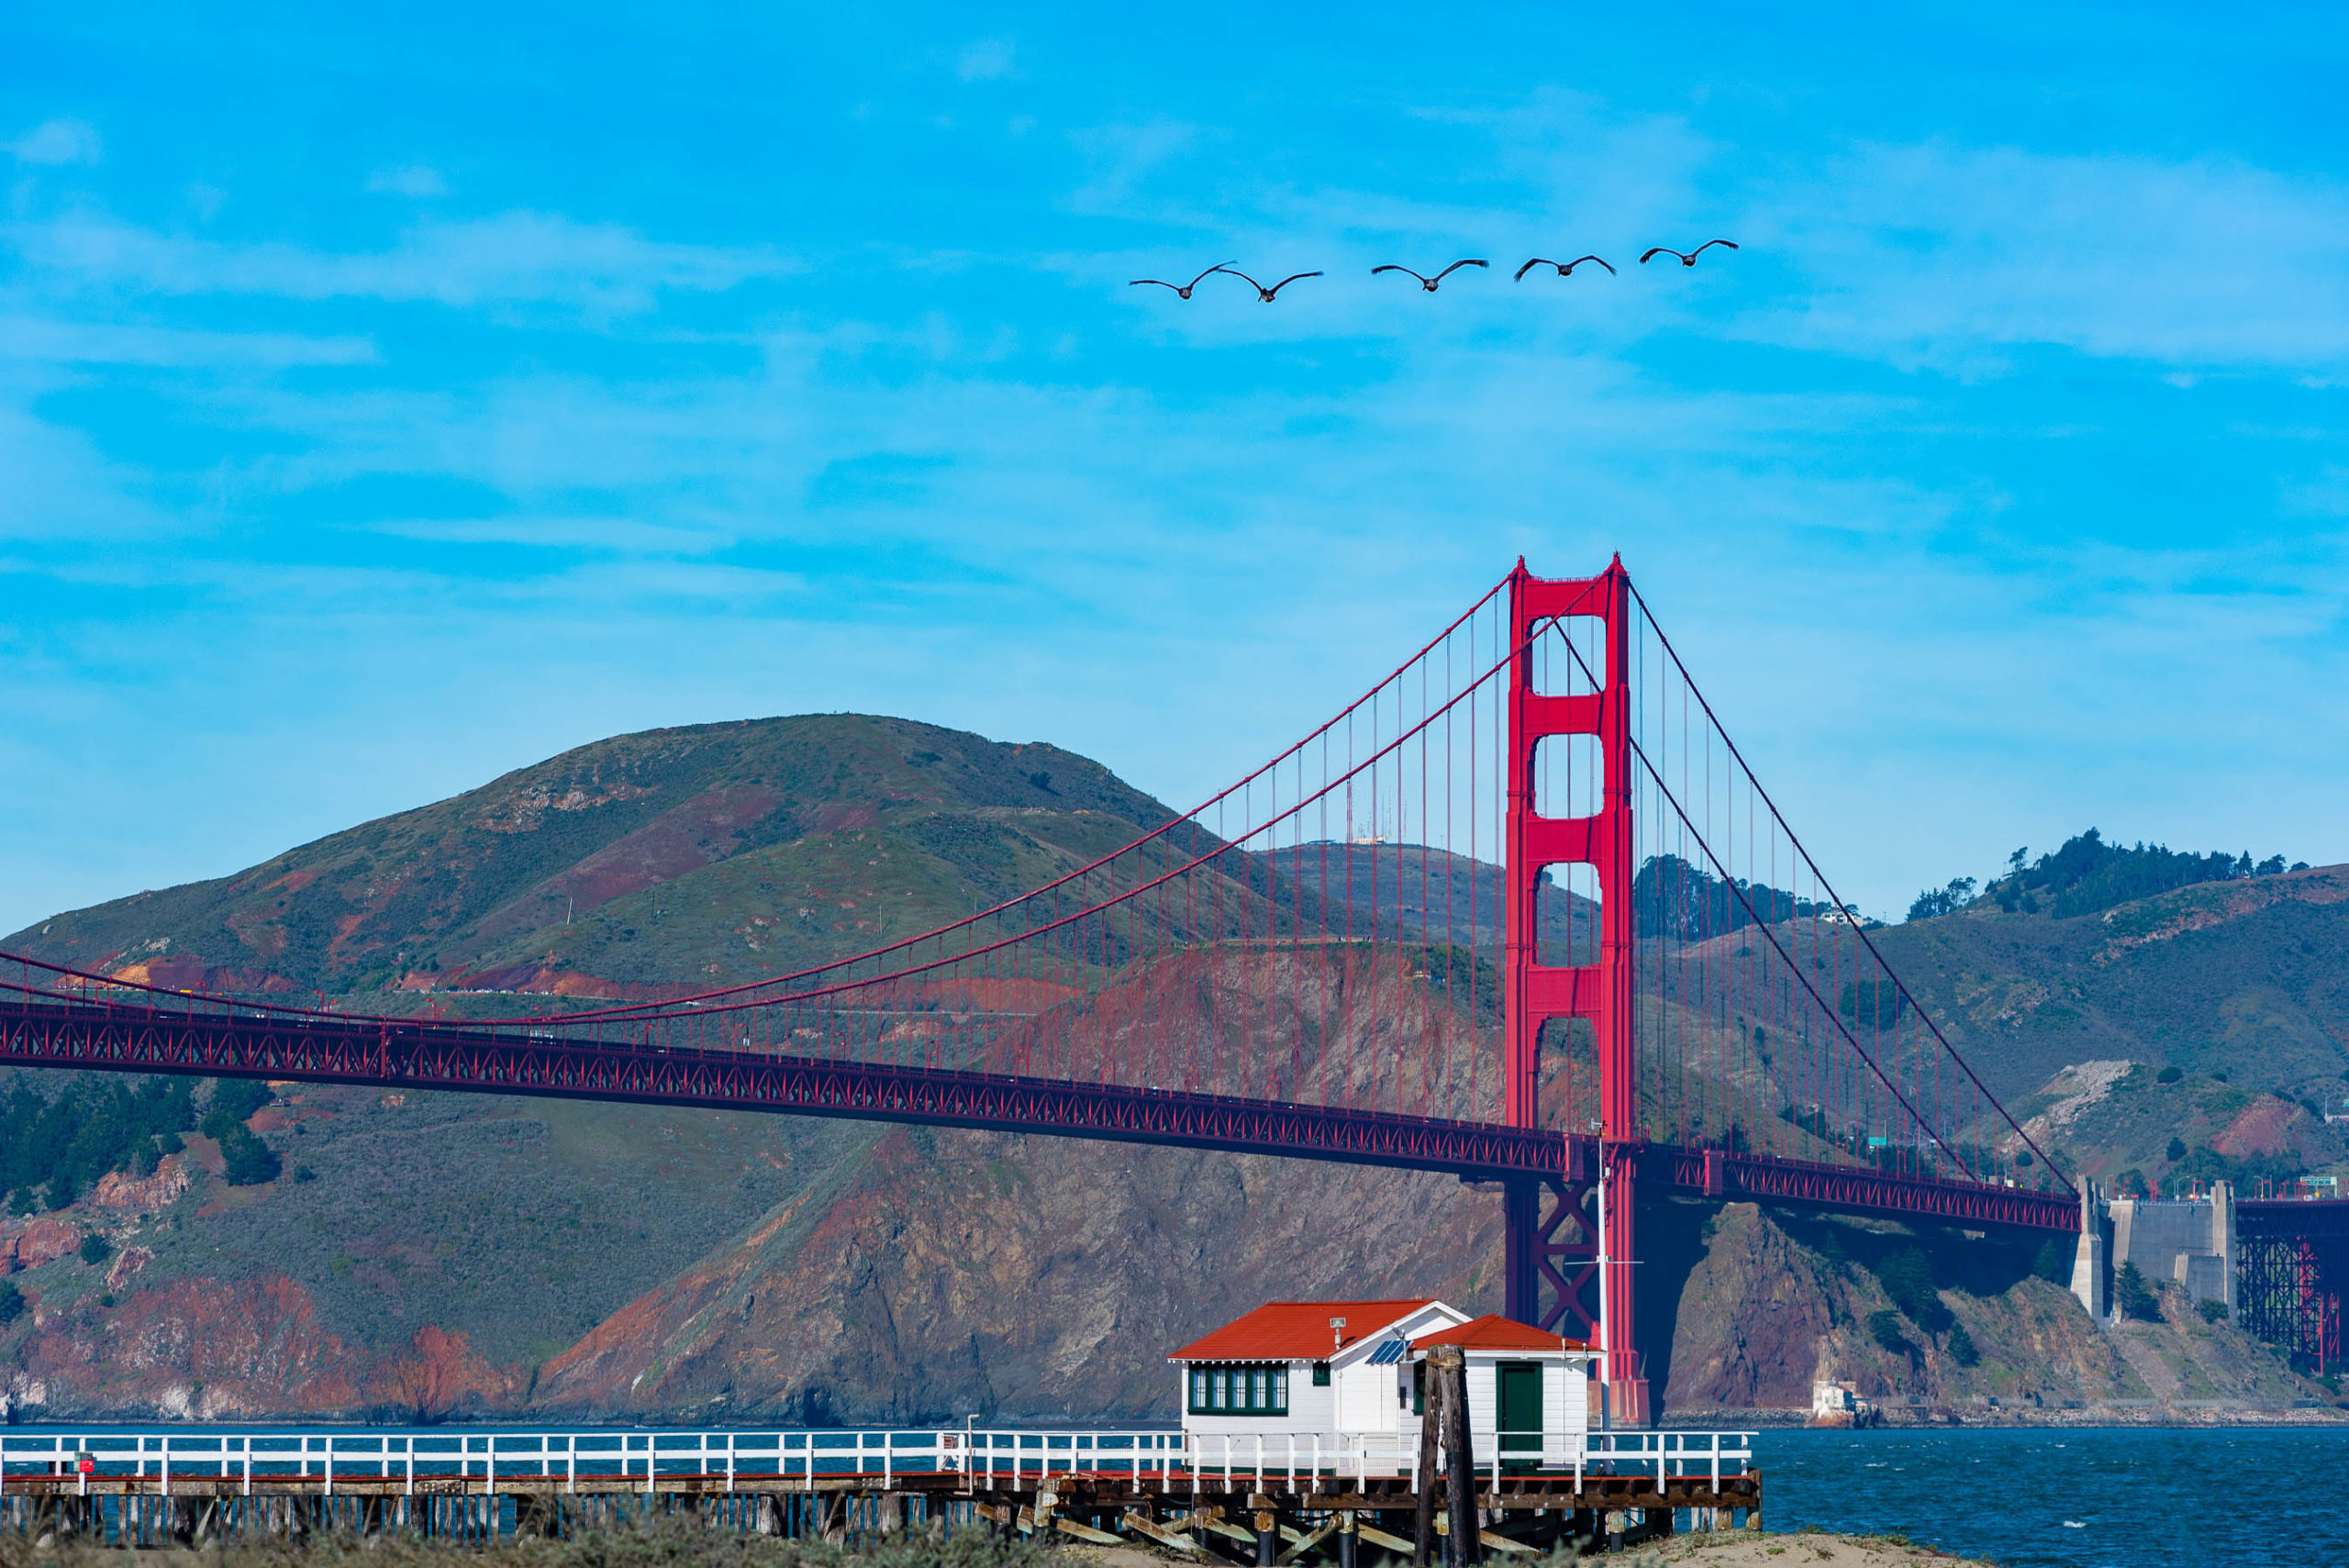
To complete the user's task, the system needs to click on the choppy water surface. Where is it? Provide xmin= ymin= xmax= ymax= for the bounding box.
xmin=1756 ymin=1427 xmax=2346 ymax=1567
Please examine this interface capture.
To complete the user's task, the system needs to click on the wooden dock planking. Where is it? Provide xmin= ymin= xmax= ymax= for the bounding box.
xmin=1 ymin=1471 xmax=1756 ymax=1508
xmin=0 ymin=1462 xmax=1758 ymax=1558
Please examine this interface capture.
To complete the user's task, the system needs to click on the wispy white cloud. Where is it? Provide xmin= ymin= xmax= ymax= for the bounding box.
xmin=0 ymin=315 xmax=375 ymax=368
xmin=365 ymin=515 xmax=730 ymax=554
xmin=1746 ymin=142 xmax=2349 ymax=372
xmin=12 ymin=211 xmax=790 ymax=314
xmin=0 ymin=404 xmax=170 ymax=540
xmin=956 ymin=39 xmax=1016 ymax=83
xmin=1069 ymin=120 xmax=1201 ymax=215
xmin=366 ymin=165 xmax=448 ymax=198
xmin=6 ymin=118 xmax=101 ymax=166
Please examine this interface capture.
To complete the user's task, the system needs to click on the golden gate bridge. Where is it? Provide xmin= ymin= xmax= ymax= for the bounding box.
xmin=4 ymin=558 xmax=2342 ymax=1410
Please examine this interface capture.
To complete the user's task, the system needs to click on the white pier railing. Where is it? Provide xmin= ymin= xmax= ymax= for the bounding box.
xmin=1125 ymin=1429 xmax=1755 ymax=1494
xmin=0 ymin=1427 xmax=1754 ymax=1498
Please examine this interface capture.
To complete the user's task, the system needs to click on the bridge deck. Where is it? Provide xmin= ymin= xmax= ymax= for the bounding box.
xmin=0 ymin=994 xmax=2080 ymax=1230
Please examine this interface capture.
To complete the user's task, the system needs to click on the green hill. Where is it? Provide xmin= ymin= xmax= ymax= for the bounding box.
xmin=1865 ymin=863 xmax=2349 ymax=1194
xmin=7 ymin=716 xmax=1174 ymax=1000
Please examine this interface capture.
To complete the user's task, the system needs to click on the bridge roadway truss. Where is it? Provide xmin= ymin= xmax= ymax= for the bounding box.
xmin=0 ymin=993 xmax=2080 ymax=1232
xmin=2238 ymin=1199 xmax=2349 ymax=1369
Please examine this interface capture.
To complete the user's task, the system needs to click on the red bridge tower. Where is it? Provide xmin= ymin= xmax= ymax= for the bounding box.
xmin=1499 ymin=556 xmax=1648 ymax=1424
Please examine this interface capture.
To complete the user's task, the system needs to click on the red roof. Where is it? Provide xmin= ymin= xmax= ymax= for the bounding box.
xmin=1169 ymin=1300 xmax=1439 ymax=1362
xmin=1410 ymin=1314 xmax=1588 ymax=1352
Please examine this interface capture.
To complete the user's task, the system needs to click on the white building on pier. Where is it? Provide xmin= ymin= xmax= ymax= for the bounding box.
xmin=1169 ymin=1299 xmax=1596 ymax=1466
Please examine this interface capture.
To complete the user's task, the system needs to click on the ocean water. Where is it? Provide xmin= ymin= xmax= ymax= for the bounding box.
xmin=1753 ymin=1427 xmax=2349 ymax=1568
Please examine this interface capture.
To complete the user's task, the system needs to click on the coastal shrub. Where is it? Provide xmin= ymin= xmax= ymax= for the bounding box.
xmin=2165 ymin=1136 xmax=2188 ymax=1162
xmin=1867 ymin=1309 xmax=1909 ymax=1354
xmin=2156 ymin=1065 xmax=2183 ymax=1084
xmin=2169 ymin=1142 xmax=2304 ymax=1192
xmin=2116 ymin=1262 xmax=2161 ymax=1321
xmin=0 ymin=1281 xmax=21 ymax=1324
xmin=2199 ymin=1299 xmax=2229 ymax=1324
xmin=201 ymin=1079 xmax=273 ymax=1142
xmin=1633 ymin=852 xmax=1844 ymax=941
xmin=219 ymin=1128 xmax=284 ymax=1187
xmin=1944 ymin=1323 xmax=1980 ymax=1367
xmin=1839 ymin=978 xmax=1904 ymax=1030
xmin=0 ymin=1075 xmax=206 ymax=1210
xmin=78 ymin=1232 xmax=110 ymax=1265
xmin=1981 ymin=828 xmax=2298 ymax=920
xmin=1874 ymin=1247 xmax=1953 ymax=1332
xmin=1906 ymin=877 xmax=1977 ymax=922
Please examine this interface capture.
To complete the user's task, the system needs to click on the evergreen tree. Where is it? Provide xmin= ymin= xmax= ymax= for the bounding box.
xmin=2116 ymin=1262 xmax=2160 ymax=1321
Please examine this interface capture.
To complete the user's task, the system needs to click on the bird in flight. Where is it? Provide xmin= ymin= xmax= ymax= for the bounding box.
xmin=1514 ymin=255 xmax=1616 ymax=281
xmin=1639 ymin=240 xmax=1739 ymax=267
xmin=1373 ymin=260 xmax=1488 ymax=292
xmin=1128 ymin=262 xmax=1235 ymax=299
xmin=1212 ymin=266 xmax=1322 ymax=302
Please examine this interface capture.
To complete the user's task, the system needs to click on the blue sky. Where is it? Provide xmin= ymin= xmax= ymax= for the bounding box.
xmin=4 ymin=2 xmax=2347 ymax=931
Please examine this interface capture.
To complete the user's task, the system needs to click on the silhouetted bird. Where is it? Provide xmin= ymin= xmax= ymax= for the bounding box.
xmin=1372 ymin=260 xmax=1488 ymax=292
xmin=1639 ymin=240 xmax=1739 ymax=267
xmin=1128 ymin=262 xmax=1235 ymax=299
xmin=1514 ymin=255 xmax=1616 ymax=280
xmin=1212 ymin=266 xmax=1322 ymax=302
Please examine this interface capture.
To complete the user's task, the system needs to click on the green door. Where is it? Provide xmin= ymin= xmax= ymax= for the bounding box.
xmin=1497 ymin=1362 xmax=1542 ymax=1456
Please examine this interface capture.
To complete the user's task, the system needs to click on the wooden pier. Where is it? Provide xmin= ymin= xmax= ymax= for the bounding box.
xmin=0 ymin=1466 xmax=1758 ymax=1557
xmin=0 ymin=1426 xmax=1760 ymax=1556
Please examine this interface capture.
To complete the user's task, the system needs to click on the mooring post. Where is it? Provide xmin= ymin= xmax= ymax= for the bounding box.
xmin=1437 ymin=1348 xmax=1477 ymax=1568
xmin=1414 ymin=1359 xmax=1444 ymax=1568
xmin=1339 ymin=1509 xmax=1359 ymax=1568
xmin=1254 ymin=1504 xmax=1277 ymax=1567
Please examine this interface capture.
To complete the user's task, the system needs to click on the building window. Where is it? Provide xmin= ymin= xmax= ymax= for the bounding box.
xmin=1186 ymin=1362 xmax=1290 ymax=1416
xmin=1311 ymin=1362 xmax=1330 ymax=1387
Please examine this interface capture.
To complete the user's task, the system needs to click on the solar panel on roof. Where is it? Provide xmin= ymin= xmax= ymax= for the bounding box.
xmin=1366 ymin=1338 xmax=1408 ymax=1364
